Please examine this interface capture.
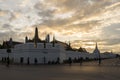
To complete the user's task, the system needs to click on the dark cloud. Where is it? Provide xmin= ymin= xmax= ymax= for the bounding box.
xmin=105 ymin=39 xmax=120 ymax=45
xmin=2 ymin=24 xmax=12 ymax=29
xmin=101 ymin=23 xmax=120 ymax=39
xmin=34 ymin=2 xmax=44 ymax=10
xmin=34 ymin=1 xmax=55 ymax=19
xmin=0 ymin=30 xmax=16 ymax=42
xmin=37 ymin=9 xmax=55 ymax=19
xmin=69 ymin=20 xmax=101 ymax=32
xmin=34 ymin=0 xmax=119 ymax=33
xmin=9 ymin=12 xmax=17 ymax=21
xmin=96 ymin=25 xmax=120 ymax=45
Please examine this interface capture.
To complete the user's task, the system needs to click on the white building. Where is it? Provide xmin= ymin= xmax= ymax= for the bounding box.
xmin=0 ymin=27 xmax=117 ymax=64
xmin=12 ymin=43 xmax=66 ymax=64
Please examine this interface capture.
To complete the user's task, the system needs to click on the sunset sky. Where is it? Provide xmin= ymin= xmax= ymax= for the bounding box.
xmin=0 ymin=0 xmax=120 ymax=53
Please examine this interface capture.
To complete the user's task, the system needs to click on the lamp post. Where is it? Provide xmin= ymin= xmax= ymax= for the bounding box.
xmin=6 ymin=48 xmax=11 ymax=67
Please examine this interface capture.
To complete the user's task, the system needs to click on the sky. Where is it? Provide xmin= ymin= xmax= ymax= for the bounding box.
xmin=0 ymin=0 xmax=120 ymax=53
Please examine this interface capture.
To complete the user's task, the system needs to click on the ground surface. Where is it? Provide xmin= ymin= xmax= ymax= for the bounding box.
xmin=0 ymin=58 xmax=120 ymax=80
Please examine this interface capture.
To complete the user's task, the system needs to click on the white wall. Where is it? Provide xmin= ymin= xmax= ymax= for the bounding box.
xmin=0 ymin=43 xmax=117 ymax=64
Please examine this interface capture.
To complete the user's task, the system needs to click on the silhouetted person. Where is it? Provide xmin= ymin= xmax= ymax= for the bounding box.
xmin=52 ymin=61 xmax=55 ymax=64
xmin=34 ymin=58 xmax=37 ymax=64
xmin=27 ymin=57 xmax=30 ymax=65
xmin=73 ymin=57 xmax=77 ymax=63
xmin=85 ymin=57 xmax=89 ymax=61
xmin=20 ymin=57 xmax=23 ymax=64
xmin=2 ymin=57 xmax=3 ymax=63
xmin=68 ymin=57 xmax=72 ymax=66
xmin=57 ymin=57 xmax=60 ymax=64
xmin=4 ymin=58 xmax=6 ymax=62
xmin=6 ymin=57 xmax=10 ymax=67
xmin=48 ymin=61 xmax=51 ymax=64
xmin=119 ymin=55 xmax=120 ymax=60
xmin=98 ymin=58 xmax=101 ymax=65
xmin=80 ymin=57 xmax=83 ymax=66
xmin=43 ymin=57 xmax=46 ymax=64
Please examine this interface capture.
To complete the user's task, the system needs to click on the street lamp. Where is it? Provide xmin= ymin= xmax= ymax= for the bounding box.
xmin=6 ymin=48 xmax=11 ymax=67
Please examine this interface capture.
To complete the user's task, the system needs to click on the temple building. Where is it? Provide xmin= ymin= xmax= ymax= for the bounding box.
xmin=93 ymin=42 xmax=100 ymax=59
xmin=25 ymin=27 xmax=43 ymax=43
xmin=0 ymin=27 xmax=116 ymax=64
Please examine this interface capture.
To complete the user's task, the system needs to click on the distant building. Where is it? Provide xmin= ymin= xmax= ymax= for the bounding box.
xmin=1 ymin=38 xmax=23 ymax=49
xmin=0 ymin=27 xmax=116 ymax=64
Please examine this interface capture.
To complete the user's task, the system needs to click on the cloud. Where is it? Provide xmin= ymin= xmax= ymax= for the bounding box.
xmin=101 ymin=23 xmax=120 ymax=39
xmin=1 ymin=24 xmax=12 ymax=30
xmin=0 ymin=0 xmax=120 ymax=53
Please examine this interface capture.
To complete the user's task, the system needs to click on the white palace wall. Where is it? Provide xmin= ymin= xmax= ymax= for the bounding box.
xmin=0 ymin=42 xmax=116 ymax=64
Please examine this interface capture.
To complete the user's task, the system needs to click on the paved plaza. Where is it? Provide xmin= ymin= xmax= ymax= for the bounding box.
xmin=0 ymin=58 xmax=120 ymax=80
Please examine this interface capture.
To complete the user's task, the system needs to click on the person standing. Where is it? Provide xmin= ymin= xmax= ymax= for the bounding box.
xmin=68 ymin=57 xmax=72 ymax=66
xmin=80 ymin=57 xmax=83 ymax=66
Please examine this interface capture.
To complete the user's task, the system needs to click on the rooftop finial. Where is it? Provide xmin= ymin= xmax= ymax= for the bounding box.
xmin=53 ymin=35 xmax=55 ymax=47
xmin=95 ymin=42 xmax=98 ymax=49
xmin=34 ymin=27 xmax=41 ymax=43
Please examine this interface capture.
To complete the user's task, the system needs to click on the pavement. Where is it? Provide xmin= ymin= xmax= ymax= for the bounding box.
xmin=0 ymin=58 xmax=120 ymax=80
